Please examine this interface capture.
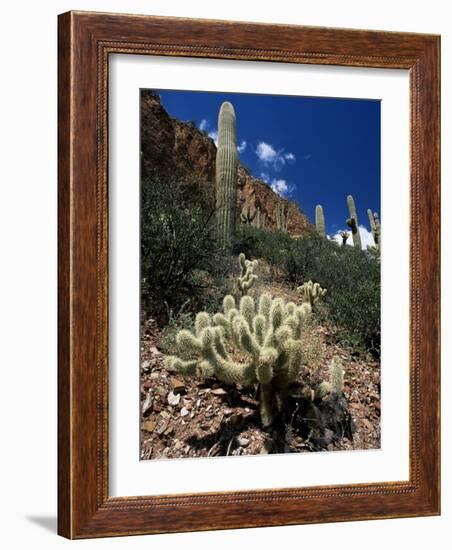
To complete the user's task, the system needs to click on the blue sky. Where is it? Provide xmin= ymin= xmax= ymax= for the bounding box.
xmin=154 ymin=89 xmax=380 ymax=246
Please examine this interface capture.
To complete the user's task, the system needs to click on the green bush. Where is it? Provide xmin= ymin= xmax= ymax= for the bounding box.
xmin=141 ymin=176 xmax=230 ymax=323
xmin=233 ymin=225 xmax=293 ymax=267
xmin=282 ymin=234 xmax=380 ymax=355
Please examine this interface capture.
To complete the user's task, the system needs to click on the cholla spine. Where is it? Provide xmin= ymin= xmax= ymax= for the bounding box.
xmin=237 ymin=253 xmax=258 ymax=296
xmin=215 ymin=102 xmax=238 ymax=246
xmin=346 ymin=195 xmax=362 ymax=249
xmin=367 ymin=209 xmax=381 ymax=251
xmin=166 ymin=291 xmax=314 ymax=426
xmin=315 ymin=204 xmax=326 ymax=237
xmin=297 ymin=280 xmax=327 ymax=308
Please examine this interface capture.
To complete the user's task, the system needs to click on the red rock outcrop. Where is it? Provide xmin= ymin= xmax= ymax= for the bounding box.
xmin=140 ymin=90 xmax=312 ymax=235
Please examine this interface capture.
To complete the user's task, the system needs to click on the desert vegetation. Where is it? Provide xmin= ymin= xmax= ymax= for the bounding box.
xmin=140 ymin=98 xmax=381 ymax=460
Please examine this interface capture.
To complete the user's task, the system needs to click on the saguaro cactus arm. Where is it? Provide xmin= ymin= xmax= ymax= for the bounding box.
xmin=215 ymin=101 xmax=238 ymax=246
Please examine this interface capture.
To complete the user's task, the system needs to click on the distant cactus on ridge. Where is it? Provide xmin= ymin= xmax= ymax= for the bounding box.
xmin=346 ymin=195 xmax=362 ymax=249
xmin=315 ymin=204 xmax=326 ymax=237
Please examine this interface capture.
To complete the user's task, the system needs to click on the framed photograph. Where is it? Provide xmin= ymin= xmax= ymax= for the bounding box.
xmin=58 ymin=11 xmax=440 ymax=538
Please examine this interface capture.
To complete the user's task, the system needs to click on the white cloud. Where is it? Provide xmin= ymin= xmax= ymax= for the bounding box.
xmin=256 ymin=142 xmax=278 ymax=162
xmin=237 ymin=140 xmax=247 ymax=154
xmin=270 ymin=178 xmax=294 ymax=198
xmin=255 ymin=141 xmax=295 ymax=170
xmin=331 ymin=225 xmax=375 ymax=250
xmin=260 ymin=172 xmax=270 ymax=182
xmin=199 ymin=119 xmax=209 ymax=132
xmin=208 ymin=130 xmax=218 ymax=145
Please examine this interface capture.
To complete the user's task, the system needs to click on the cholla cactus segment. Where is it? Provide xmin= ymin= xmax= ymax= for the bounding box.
xmin=297 ymin=280 xmax=327 ymax=308
xmin=166 ymin=289 xmax=314 ymax=427
xmin=315 ymin=205 xmax=326 ymax=237
xmin=346 ymin=195 xmax=362 ymax=249
xmin=237 ymin=253 xmax=258 ymax=296
xmin=367 ymin=209 xmax=381 ymax=251
xmin=315 ymin=357 xmax=345 ymax=399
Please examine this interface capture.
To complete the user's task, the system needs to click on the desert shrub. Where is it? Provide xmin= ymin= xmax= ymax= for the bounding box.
xmin=282 ymin=234 xmax=380 ymax=356
xmin=160 ymin=309 xmax=194 ymax=355
xmin=141 ymin=176 xmax=229 ymax=323
xmin=233 ymin=225 xmax=293 ymax=268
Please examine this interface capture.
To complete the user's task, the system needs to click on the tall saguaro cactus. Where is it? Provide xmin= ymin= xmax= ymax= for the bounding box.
xmin=315 ymin=204 xmax=326 ymax=237
xmin=215 ymin=102 xmax=238 ymax=246
xmin=346 ymin=195 xmax=362 ymax=250
xmin=367 ymin=209 xmax=381 ymax=251
xmin=275 ymin=202 xmax=288 ymax=232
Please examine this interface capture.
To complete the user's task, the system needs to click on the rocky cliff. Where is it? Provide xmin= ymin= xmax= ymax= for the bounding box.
xmin=140 ymin=90 xmax=312 ymax=236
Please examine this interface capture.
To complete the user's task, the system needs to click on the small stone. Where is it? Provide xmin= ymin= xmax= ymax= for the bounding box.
xmin=156 ymin=419 xmax=169 ymax=434
xmin=142 ymin=380 xmax=152 ymax=390
xmin=237 ymin=437 xmax=250 ymax=447
xmin=157 ymin=386 xmax=167 ymax=396
xmin=150 ymin=372 xmax=159 ymax=379
xmin=180 ymin=407 xmax=189 ymax=417
xmin=228 ymin=413 xmax=242 ymax=426
xmin=142 ymin=360 xmax=151 ymax=372
xmin=171 ymin=378 xmax=186 ymax=393
xmin=142 ymin=421 xmax=156 ymax=433
xmin=142 ymin=393 xmax=153 ymax=415
xmin=167 ymin=391 xmax=181 ymax=406
xmin=160 ymin=410 xmax=170 ymax=418
xmin=212 ymin=388 xmax=227 ymax=396
xmin=223 ymin=408 xmax=234 ymax=415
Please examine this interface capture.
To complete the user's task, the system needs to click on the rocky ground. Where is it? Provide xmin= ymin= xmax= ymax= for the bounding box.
xmin=139 ymin=311 xmax=381 ymax=461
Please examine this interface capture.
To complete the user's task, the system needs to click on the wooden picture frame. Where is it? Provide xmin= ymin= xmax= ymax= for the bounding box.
xmin=58 ymin=10 xmax=440 ymax=539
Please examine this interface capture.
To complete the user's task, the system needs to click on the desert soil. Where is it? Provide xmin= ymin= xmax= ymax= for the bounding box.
xmin=140 ymin=308 xmax=381 ymax=461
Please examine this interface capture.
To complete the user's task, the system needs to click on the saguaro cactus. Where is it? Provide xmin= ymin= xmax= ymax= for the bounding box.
xmin=215 ymin=102 xmax=238 ymax=246
xmin=367 ymin=209 xmax=381 ymax=250
xmin=339 ymin=230 xmax=349 ymax=246
xmin=240 ymin=202 xmax=257 ymax=225
xmin=346 ymin=195 xmax=362 ymax=249
xmin=254 ymin=206 xmax=261 ymax=228
xmin=275 ymin=202 xmax=288 ymax=232
xmin=315 ymin=204 xmax=326 ymax=237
